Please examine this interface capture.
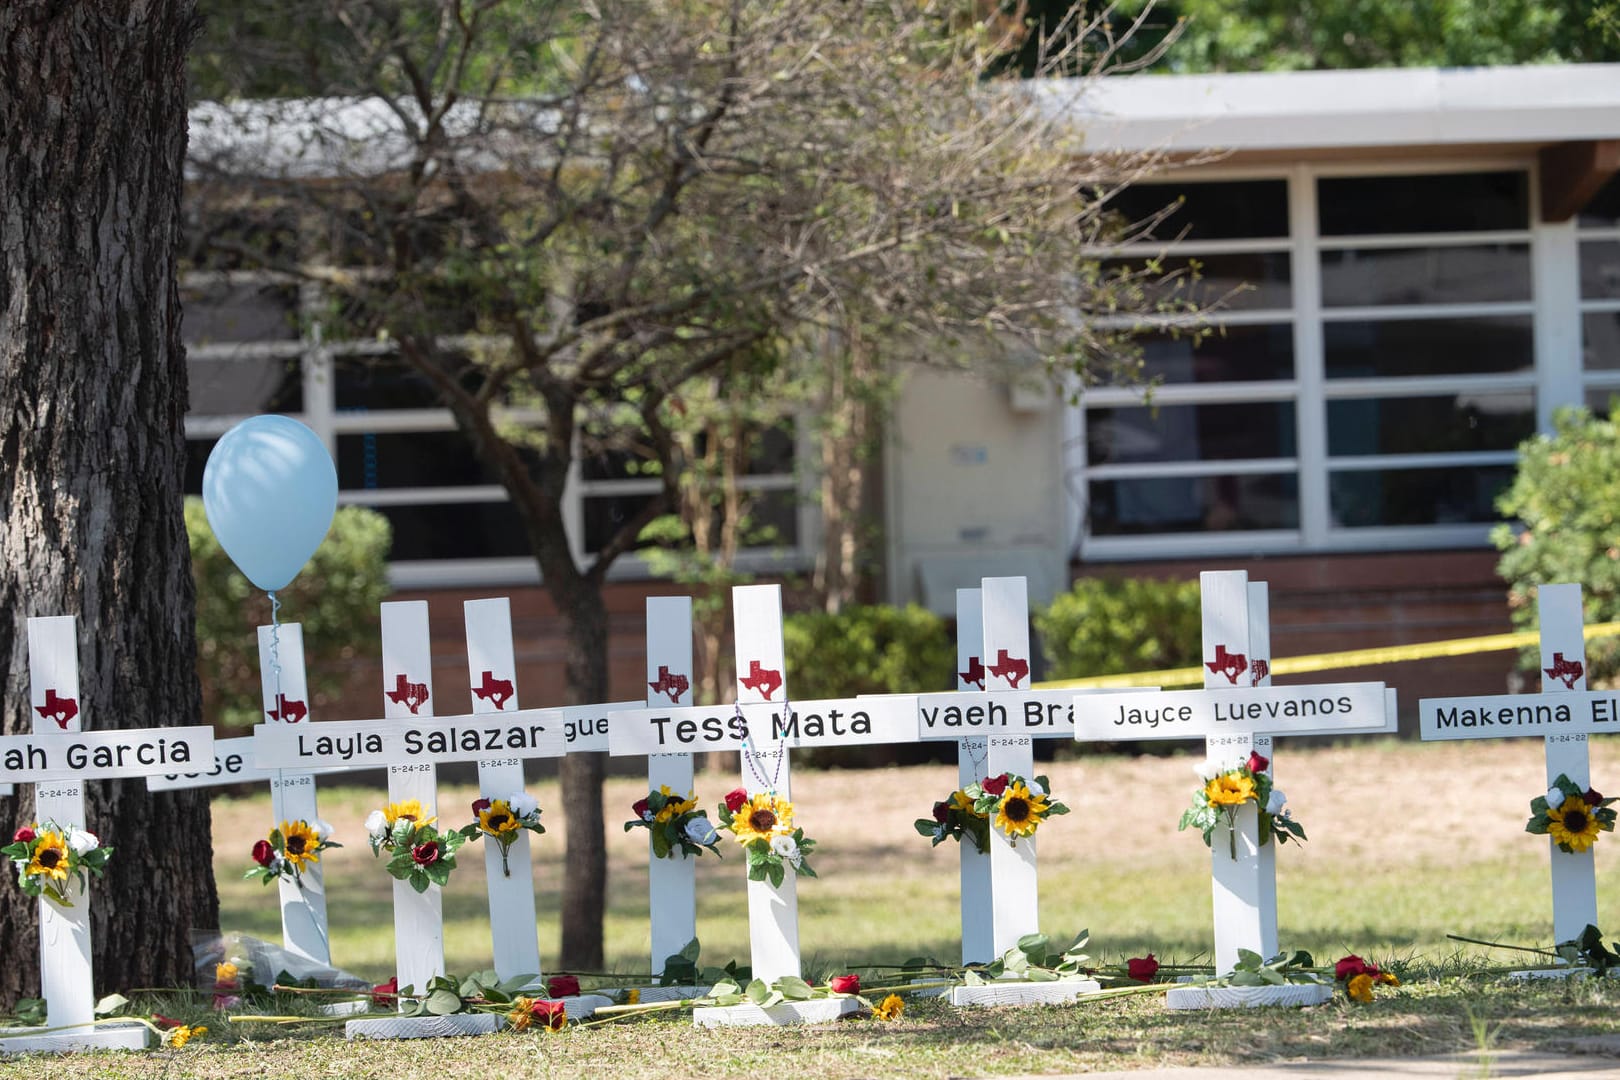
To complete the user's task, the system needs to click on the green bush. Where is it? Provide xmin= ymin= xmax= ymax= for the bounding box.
xmin=187 ymin=497 xmax=392 ymax=726
xmin=1034 ymin=576 xmax=1202 ymax=680
xmin=782 ymin=603 xmax=955 ymax=700
xmin=1492 ymin=406 xmax=1620 ymax=684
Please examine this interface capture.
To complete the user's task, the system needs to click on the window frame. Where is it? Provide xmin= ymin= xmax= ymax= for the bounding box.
xmin=1071 ymin=156 xmax=1556 ymax=562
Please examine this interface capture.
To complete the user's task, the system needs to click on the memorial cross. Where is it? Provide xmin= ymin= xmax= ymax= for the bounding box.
xmin=609 ymin=584 xmax=921 ymax=1022
xmin=1069 ymin=570 xmax=1394 ymax=987
xmin=1418 ymin=583 xmax=1607 ymax=945
xmin=0 ymin=616 xmax=216 ymax=1053
xmin=912 ymin=577 xmax=1086 ymax=963
xmin=148 ymin=623 xmax=352 ymax=965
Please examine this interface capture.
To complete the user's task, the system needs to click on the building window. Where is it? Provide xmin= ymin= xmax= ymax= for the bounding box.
xmin=1581 ymin=175 xmax=1620 ymax=411
xmin=180 ymin=271 xmax=811 ymax=587
xmin=1076 ymin=163 xmax=1542 ymax=559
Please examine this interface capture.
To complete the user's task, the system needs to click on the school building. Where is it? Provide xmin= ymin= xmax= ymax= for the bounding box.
xmin=182 ymin=64 xmax=1620 ymax=718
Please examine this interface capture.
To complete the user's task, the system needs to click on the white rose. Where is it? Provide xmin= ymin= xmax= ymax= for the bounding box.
xmin=364 ymin=810 xmax=388 ymax=838
xmin=1546 ymin=786 xmax=1566 ymax=810
xmin=770 ymin=834 xmax=801 ymax=865
xmin=1265 ymin=788 xmax=1287 ymax=815
xmin=684 ymin=817 xmax=719 ymax=846
xmin=508 ymin=792 xmax=539 ymax=819
xmin=314 ymin=820 xmax=334 ymax=841
xmin=1026 ymin=778 xmax=1045 ymax=796
xmin=67 ymin=829 xmax=98 ymax=854
xmin=1196 ymin=760 xmax=1222 ymax=781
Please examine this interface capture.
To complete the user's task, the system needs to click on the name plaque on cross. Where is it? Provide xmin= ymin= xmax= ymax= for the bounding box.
xmin=251 ymin=711 xmax=565 ymax=769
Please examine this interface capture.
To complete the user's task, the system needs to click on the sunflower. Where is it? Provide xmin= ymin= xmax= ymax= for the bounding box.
xmin=384 ymin=800 xmax=436 ymax=829
xmin=1204 ymin=772 xmax=1257 ymax=808
xmin=26 ymin=831 xmax=70 ymax=884
xmin=1346 ymin=973 xmax=1374 ymax=1003
xmin=1548 ymin=798 xmax=1606 ymax=852
xmin=653 ymin=785 xmax=697 ymax=824
xmin=281 ymin=820 xmax=321 ymax=869
xmin=478 ymin=799 xmax=522 ymax=838
xmin=993 ymin=780 xmax=1050 ymax=839
xmin=729 ymin=793 xmax=794 ymax=845
xmin=872 ymin=993 xmax=904 ymax=1021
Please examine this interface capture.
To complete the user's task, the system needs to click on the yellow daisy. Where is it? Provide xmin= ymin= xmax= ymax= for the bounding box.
xmin=729 ymin=793 xmax=794 ymax=845
xmin=1204 ymin=773 xmax=1256 ymax=808
xmin=280 ymin=820 xmax=321 ymax=869
xmin=1548 ymin=798 xmax=1605 ymax=853
xmin=478 ymin=800 xmax=523 ymax=837
xmin=951 ymin=789 xmax=986 ymax=817
xmin=1347 ymin=973 xmax=1374 ymax=1003
xmin=993 ymin=780 xmax=1050 ymax=839
xmin=165 ymin=1023 xmax=206 ymax=1048
xmin=653 ymin=785 xmax=697 ymax=824
xmin=872 ymin=993 xmax=904 ymax=1021
xmin=26 ymin=831 xmax=70 ymax=884
xmin=384 ymin=800 xmax=436 ymax=829
xmin=507 ymin=995 xmax=534 ymax=1031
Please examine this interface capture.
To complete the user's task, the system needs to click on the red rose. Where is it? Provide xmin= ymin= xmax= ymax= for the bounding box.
xmin=981 ymin=774 xmax=1009 ymax=797
xmin=530 ymin=998 xmax=566 ymax=1030
xmin=411 ymin=841 xmax=442 ymax=866
xmin=472 ymin=798 xmax=491 ymax=815
xmin=1587 ymin=788 xmax=1605 ymax=805
xmin=632 ymin=797 xmax=650 ymax=817
xmin=547 ymin=974 xmax=580 ymax=998
xmin=152 ymin=1014 xmax=183 ymax=1030
xmin=724 ymin=788 xmax=749 ymax=812
xmin=829 ymin=974 xmax=860 ymax=995
xmin=371 ymin=976 xmax=398 ymax=1006
xmin=1246 ymin=750 xmax=1270 ymax=775
xmin=1126 ymin=954 xmax=1159 ymax=982
xmin=12 ymin=827 xmax=34 ymax=844
xmin=932 ymin=801 xmax=950 ymax=823
xmin=251 ymin=839 xmax=276 ymax=867
xmin=1334 ymin=955 xmax=1378 ymax=981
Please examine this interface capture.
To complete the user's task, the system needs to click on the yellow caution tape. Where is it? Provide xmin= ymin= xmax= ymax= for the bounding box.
xmin=1035 ymin=621 xmax=1620 ymax=691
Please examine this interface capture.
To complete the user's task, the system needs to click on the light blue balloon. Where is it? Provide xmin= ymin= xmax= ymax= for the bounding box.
xmin=202 ymin=415 xmax=338 ymax=591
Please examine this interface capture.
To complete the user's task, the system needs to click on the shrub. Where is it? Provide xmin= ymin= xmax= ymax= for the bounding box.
xmin=1035 ymin=576 xmax=1202 ymax=680
xmin=782 ymin=603 xmax=955 ymax=700
xmin=1492 ymin=406 xmax=1620 ymax=684
xmin=187 ymin=497 xmax=392 ymax=726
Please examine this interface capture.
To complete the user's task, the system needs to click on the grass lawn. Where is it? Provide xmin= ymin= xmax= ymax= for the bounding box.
xmin=5 ymin=737 xmax=1620 ymax=1076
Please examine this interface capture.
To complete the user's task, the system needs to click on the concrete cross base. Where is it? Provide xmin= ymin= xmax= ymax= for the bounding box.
xmin=345 ymin=1012 xmax=502 ymax=1040
xmin=0 ymin=1022 xmax=150 ymax=1054
xmin=949 ymin=979 xmax=1102 ymax=1007
xmin=1165 ymin=983 xmax=1333 ymax=1009
xmin=693 ymin=997 xmax=861 ymax=1027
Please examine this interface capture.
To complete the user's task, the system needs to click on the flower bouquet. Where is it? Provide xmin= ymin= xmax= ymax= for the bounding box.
xmin=461 ymin=793 xmax=544 ymax=877
xmin=913 ymin=788 xmax=991 ymax=854
xmin=245 ymin=819 xmax=339 ymax=889
xmin=365 ymin=799 xmax=467 ymax=892
xmin=964 ymin=773 xmax=1067 ymax=846
xmin=1179 ymin=750 xmax=1303 ymax=858
xmin=1528 ymin=774 xmax=1618 ymax=853
xmin=3 ymin=822 xmax=111 ymax=907
xmin=626 ymin=785 xmax=722 ymax=859
xmin=1334 ymin=954 xmax=1399 ymax=1002
xmin=716 ymin=787 xmax=816 ymax=887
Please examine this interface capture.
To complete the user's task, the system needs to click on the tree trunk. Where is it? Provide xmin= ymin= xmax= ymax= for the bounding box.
xmin=555 ymin=584 xmax=608 ymax=970
xmin=0 ymin=0 xmax=212 ymax=1001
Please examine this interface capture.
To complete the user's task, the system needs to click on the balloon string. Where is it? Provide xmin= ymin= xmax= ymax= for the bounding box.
xmin=268 ymin=590 xmax=283 ymax=713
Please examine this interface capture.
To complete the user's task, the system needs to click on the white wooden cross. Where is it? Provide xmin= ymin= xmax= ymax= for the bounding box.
xmin=148 ymin=622 xmax=353 ymax=966
xmin=251 ymin=599 xmax=611 ymax=1038
xmin=609 ymin=584 xmax=920 ymax=1025
xmin=1069 ymin=570 xmax=1394 ymax=1005
xmin=0 ymin=616 xmax=216 ymax=1053
xmin=1419 ymin=583 xmax=1606 ymax=948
